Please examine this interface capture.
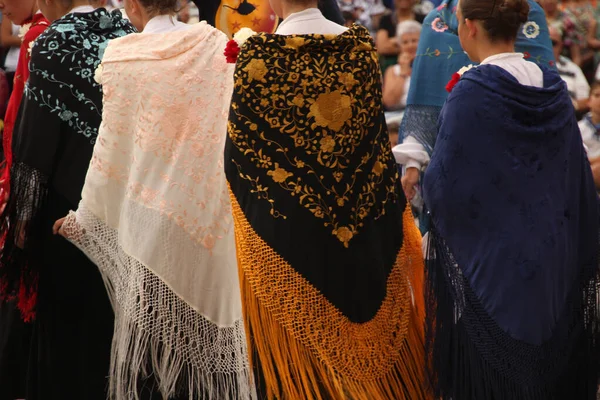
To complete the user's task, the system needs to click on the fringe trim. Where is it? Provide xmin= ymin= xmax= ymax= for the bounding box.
xmin=424 ymin=228 xmax=600 ymax=400
xmin=240 ymin=270 xmax=429 ymax=400
xmin=63 ymin=205 xmax=256 ymax=400
xmin=232 ymin=197 xmax=430 ymax=400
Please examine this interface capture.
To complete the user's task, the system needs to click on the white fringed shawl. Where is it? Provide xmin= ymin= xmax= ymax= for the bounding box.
xmin=63 ymin=22 xmax=255 ymax=400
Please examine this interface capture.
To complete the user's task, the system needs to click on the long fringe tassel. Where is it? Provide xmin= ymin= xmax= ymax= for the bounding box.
xmin=424 ymin=228 xmax=600 ymax=400
xmin=236 ymin=206 xmax=430 ymax=400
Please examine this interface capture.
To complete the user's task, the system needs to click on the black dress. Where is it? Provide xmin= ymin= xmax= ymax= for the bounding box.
xmin=0 ymin=9 xmax=135 ymax=399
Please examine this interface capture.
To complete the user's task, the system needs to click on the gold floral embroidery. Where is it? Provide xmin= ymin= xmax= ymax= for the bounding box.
xmin=228 ymin=26 xmax=397 ymax=245
xmin=268 ymin=165 xmax=293 ymax=183
xmin=308 ymin=90 xmax=352 ymax=132
xmin=244 ymin=59 xmax=268 ymax=83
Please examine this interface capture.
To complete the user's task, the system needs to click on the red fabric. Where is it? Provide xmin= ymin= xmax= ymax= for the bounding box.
xmin=445 ymin=72 xmax=461 ymax=93
xmin=1 ymin=14 xmax=49 ymax=195
xmin=224 ymin=40 xmax=240 ymax=63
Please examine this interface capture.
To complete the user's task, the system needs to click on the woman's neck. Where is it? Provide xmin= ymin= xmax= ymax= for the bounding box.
xmin=476 ymin=42 xmax=515 ymax=63
xmin=281 ymin=2 xmax=318 ymax=20
xmin=591 ymin=111 xmax=600 ymax=125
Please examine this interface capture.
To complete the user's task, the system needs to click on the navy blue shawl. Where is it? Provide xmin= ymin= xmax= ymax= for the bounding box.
xmin=423 ymin=65 xmax=600 ymax=399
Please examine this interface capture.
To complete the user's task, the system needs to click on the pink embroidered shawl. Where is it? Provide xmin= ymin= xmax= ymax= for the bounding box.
xmin=63 ymin=22 xmax=254 ymax=399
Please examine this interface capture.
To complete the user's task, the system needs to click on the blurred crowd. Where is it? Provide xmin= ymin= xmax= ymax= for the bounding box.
xmin=348 ymin=0 xmax=600 ymax=142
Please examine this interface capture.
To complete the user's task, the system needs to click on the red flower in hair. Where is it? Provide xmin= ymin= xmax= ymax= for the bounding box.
xmin=445 ymin=72 xmax=461 ymax=93
xmin=523 ymin=51 xmax=531 ymax=59
xmin=224 ymin=39 xmax=240 ymax=64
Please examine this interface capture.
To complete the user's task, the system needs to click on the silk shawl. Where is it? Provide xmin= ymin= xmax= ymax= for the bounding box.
xmin=399 ymin=0 xmax=554 ymax=155
xmin=225 ymin=24 xmax=428 ymax=399
xmin=423 ymin=65 xmax=600 ymax=399
xmin=0 ymin=8 xmax=134 ymax=321
xmin=62 ymin=21 xmax=254 ymax=400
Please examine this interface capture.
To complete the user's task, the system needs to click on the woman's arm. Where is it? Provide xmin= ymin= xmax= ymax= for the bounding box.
xmin=382 ymin=68 xmax=406 ymax=109
xmin=586 ymin=19 xmax=600 ymax=50
xmin=1 ymin=17 xmax=21 ymax=48
xmin=376 ymin=29 xmax=399 ymax=55
xmin=569 ymin=43 xmax=583 ymax=66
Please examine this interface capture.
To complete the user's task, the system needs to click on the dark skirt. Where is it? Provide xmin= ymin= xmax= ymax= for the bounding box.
xmin=0 ymin=300 xmax=31 ymax=400
xmin=25 ymin=192 xmax=114 ymax=400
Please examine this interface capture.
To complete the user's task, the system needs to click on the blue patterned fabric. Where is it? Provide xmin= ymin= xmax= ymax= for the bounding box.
xmin=399 ymin=0 xmax=555 ymax=154
xmin=423 ymin=64 xmax=600 ymax=399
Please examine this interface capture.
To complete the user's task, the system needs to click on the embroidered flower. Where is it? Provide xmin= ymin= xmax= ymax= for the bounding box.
xmin=244 ymin=59 xmax=268 ymax=82
xmin=48 ymin=41 xmax=59 ymax=51
xmin=308 ymin=90 xmax=352 ymax=132
xmin=94 ymin=64 xmax=104 ymax=84
xmin=522 ymin=21 xmax=540 ymax=39
xmin=19 ymin=23 xmax=31 ymax=40
xmin=434 ymin=49 xmax=441 ymax=57
xmin=431 ymin=17 xmax=448 ymax=33
xmin=523 ymin=51 xmax=531 ymax=59
xmin=80 ymin=68 xmax=93 ymax=79
xmin=335 ymin=226 xmax=353 ymax=247
xmin=59 ymin=110 xmax=74 ymax=121
xmin=319 ymin=135 xmax=336 ymax=153
xmin=549 ymin=60 xmax=555 ymax=67
xmin=372 ymin=161 xmax=385 ymax=176
xmin=268 ymin=166 xmax=293 ymax=183
xmin=224 ymin=27 xmax=257 ymax=64
xmin=27 ymin=40 xmax=34 ymax=56
xmin=99 ymin=15 xmax=113 ymax=29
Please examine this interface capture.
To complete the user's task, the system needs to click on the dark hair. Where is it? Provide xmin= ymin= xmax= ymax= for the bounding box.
xmin=138 ymin=0 xmax=180 ymax=14
xmin=590 ymin=80 xmax=600 ymax=93
xmin=460 ymin=0 xmax=529 ymax=42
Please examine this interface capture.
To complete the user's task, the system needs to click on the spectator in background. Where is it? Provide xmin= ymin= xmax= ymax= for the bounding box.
xmin=382 ymin=20 xmax=421 ymax=110
xmin=561 ymin=0 xmax=594 ymax=69
xmin=376 ymin=0 xmax=425 ymax=71
xmin=541 ymin=0 xmax=566 ymax=32
xmin=0 ymin=16 xmax=20 ymax=95
xmin=551 ymin=26 xmax=590 ymax=114
xmin=578 ymin=80 xmax=600 ymax=187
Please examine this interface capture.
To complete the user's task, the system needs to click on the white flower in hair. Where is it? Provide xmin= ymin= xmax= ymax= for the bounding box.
xmin=233 ymin=27 xmax=257 ymax=47
xmin=457 ymin=64 xmax=475 ymax=76
xmin=94 ymin=63 xmax=104 ymax=85
xmin=19 ymin=23 xmax=32 ymax=41
xmin=522 ymin=21 xmax=540 ymax=39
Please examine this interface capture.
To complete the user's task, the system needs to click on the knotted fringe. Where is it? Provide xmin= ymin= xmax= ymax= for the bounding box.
xmin=0 ymin=162 xmax=49 ymax=322
xmin=62 ymin=206 xmax=256 ymax=400
xmin=424 ymin=228 xmax=600 ymax=400
xmin=232 ymin=195 xmax=430 ymax=400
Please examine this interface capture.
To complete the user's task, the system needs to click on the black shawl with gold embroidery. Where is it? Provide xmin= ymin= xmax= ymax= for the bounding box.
xmin=225 ymin=25 xmax=429 ymax=399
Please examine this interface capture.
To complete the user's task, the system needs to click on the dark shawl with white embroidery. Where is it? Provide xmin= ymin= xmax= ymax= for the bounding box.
xmin=0 ymin=9 xmax=135 ymax=321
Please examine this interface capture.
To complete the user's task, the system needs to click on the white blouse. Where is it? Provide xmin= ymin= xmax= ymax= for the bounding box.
xmin=143 ymin=14 xmax=190 ymax=34
xmin=393 ymin=52 xmax=543 ymax=170
xmin=276 ymin=8 xmax=347 ymax=35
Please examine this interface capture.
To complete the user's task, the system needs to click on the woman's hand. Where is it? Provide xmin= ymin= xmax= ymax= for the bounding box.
xmin=53 ymin=217 xmax=67 ymax=237
xmin=401 ymin=167 xmax=420 ymax=201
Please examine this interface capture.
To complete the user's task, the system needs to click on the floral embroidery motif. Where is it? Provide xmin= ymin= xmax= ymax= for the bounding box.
xmin=25 ymin=9 xmax=134 ymax=144
xmin=228 ymin=27 xmax=398 ymax=246
xmin=431 ymin=17 xmax=448 ymax=33
xmin=522 ymin=21 xmax=540 ymax=39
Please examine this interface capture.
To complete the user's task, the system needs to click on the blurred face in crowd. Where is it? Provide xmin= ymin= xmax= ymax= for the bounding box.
xmin=0 ymin=0 xmax=37 ymax=25
xmin=540 ymin=0 xmax=558 ymax=15
xmin=399 ymin=31 xmax=419 ymax=57
xmin=394 ymin=0 xmax=415 ymax=12
xmin=589 ymin=87 xmax=600 ymax=116
xmin=549 ymin=27 xmax=562 ymax=61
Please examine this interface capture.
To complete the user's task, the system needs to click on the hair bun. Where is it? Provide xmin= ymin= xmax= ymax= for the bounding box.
xmin=498 ymin=0 xmax=529 ymax=24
